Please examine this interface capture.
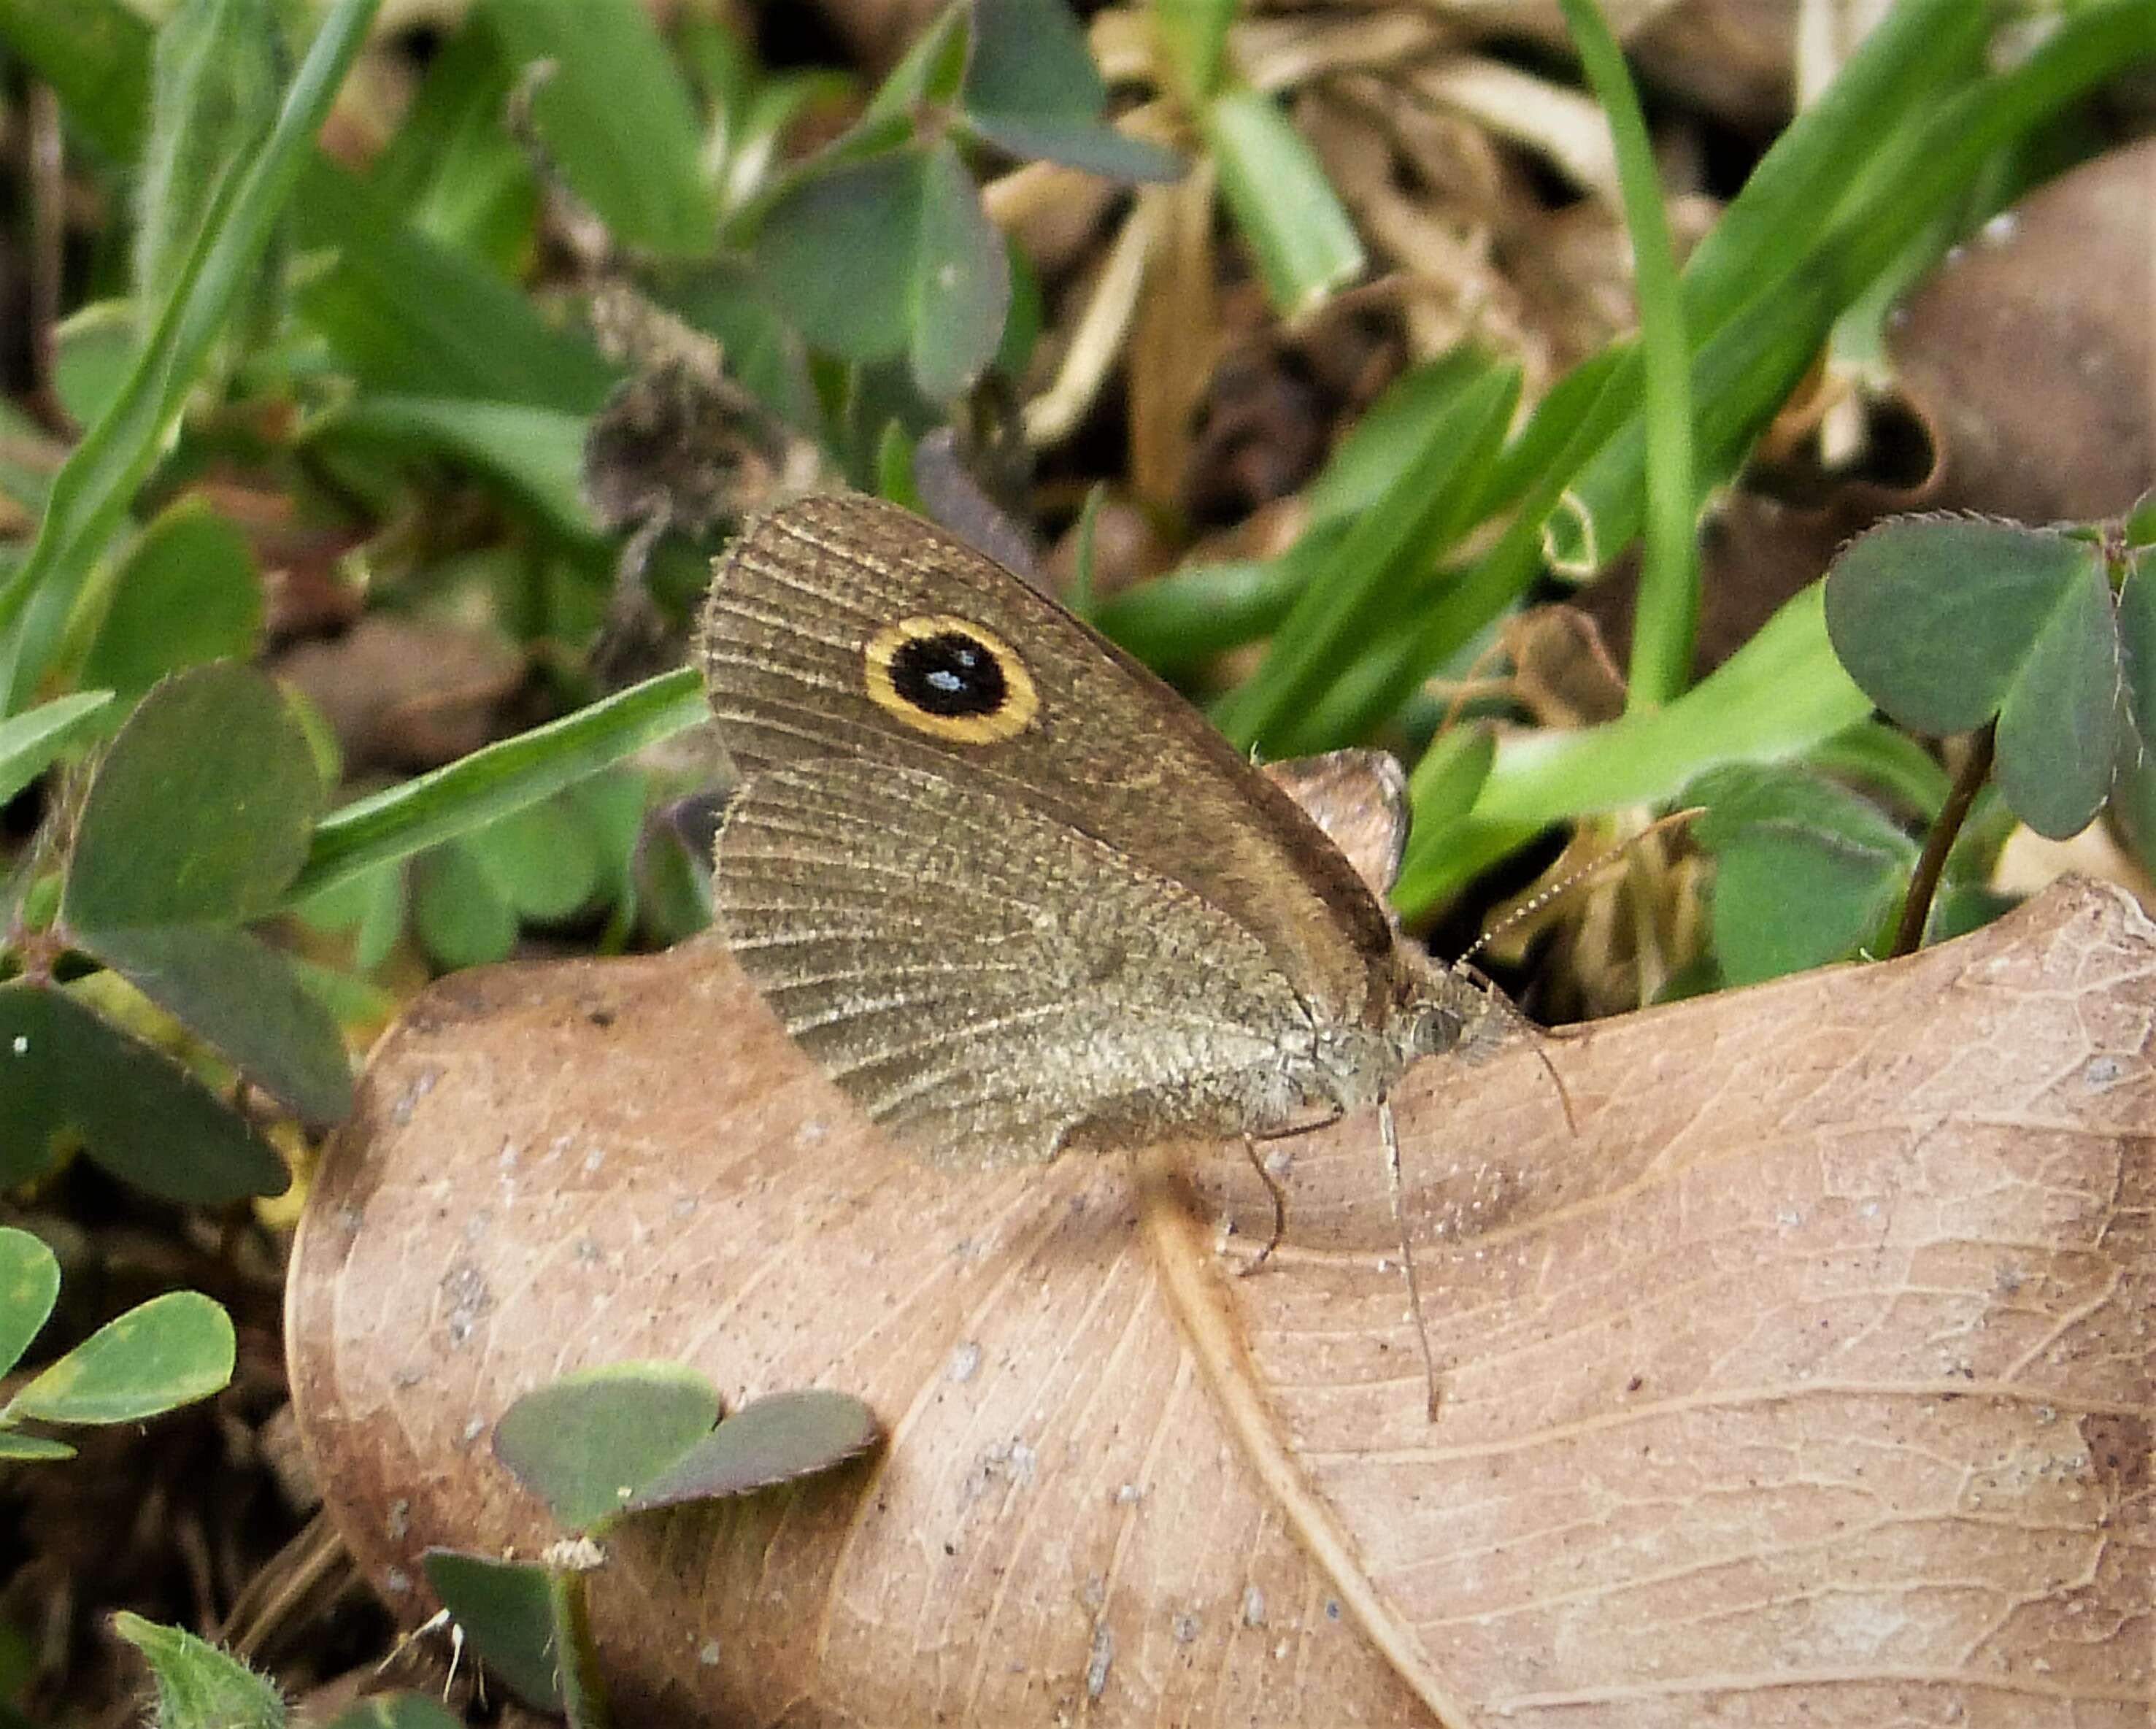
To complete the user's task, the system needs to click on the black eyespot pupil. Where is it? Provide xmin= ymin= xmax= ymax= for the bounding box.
xmin=889 ymin=631 xmax=1008 ymax=718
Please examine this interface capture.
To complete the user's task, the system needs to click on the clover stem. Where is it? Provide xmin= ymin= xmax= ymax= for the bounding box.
xmin=1891 ymin=721 xmax=1995 ymax=958
xmin=550 ymin=1565 xmax=613 ymax=1729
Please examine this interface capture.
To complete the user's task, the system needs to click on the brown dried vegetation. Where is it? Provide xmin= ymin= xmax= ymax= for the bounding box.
xmin=293 ymin=879 xmax=2152 ymax=1726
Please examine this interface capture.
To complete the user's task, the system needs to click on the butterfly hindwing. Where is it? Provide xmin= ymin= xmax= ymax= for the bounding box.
xmin=714 ymin=759 xmax=1309 ymax=1167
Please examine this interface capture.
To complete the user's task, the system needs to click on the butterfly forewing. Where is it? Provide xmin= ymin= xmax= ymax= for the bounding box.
xmin=700 ymin=496 xmax=1398 ymax=1026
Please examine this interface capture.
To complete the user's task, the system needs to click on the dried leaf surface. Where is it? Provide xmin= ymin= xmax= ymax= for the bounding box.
xmin=1890 ymin=138 xmax=2155 ymax=525
xmin=288 ymin=879 xmax=2153 ymax=1726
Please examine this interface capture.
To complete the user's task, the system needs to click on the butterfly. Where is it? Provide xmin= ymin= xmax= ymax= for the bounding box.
xmin=697 ymin=493 xmax=1504 ymax=1185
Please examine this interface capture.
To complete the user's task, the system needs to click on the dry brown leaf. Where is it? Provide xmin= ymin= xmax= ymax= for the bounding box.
xmin=274 ymin=614 xmax=525 ymax=774
xmin=1631 ymin=0 xmax=1795 ymax=128
xmin=1260 ymin=752 xmax=1412 ymax=900
xmin=289 ymin=879 xmax=2153 ymax=1726
xmin=1500 ymin=604 xmax=1628 ymax=728
xmin=1887 ymin=137 xmax=2156 ymax=525
xmin=1128 ymin=163 xmax=1223 ymax=515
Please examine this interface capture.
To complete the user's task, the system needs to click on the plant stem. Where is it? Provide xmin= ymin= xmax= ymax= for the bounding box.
xmin=1891 ymin=722 xmax=1993 ymax=958
xmin=551 ymin=1566 xmax=613 ymax=1729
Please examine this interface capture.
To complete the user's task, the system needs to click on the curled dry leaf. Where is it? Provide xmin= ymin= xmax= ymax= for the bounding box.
xmin=1259 ymin=750 xmax=1412 ymax=900
xmin=288 ymin=879 xmax=2153 ymax=1726
xmin=1888 ymin=137 xmax=2156 ymax=526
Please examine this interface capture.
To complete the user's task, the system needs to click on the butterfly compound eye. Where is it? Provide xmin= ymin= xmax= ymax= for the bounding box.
xmin=865 ymin=614 xmax=1040 ymax=744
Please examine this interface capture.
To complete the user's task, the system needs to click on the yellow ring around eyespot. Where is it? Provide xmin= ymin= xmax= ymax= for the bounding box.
xmin=863 ymin=613 xmax=1040 ymax=744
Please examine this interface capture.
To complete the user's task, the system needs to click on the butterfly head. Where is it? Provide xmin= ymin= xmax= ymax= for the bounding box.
xmin=1386 ymin=947 xmax=1507 ymax=1069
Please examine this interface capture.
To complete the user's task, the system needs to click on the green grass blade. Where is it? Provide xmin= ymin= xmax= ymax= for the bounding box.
xmin=1394 ymin=583 xmax=1871 ymax=917
xmin=286 ymin=669 xmax=707 ymax=906
xmin=1092 ymin=553 xmax=1312 ymax=672
xmin=290 ymin=161 xmax=618 ymax=411
xmin=1476 ymin=582 xmax=1868 ymax=827
xmin=1203 ymin=88 xmax=1363 ymax=317
xmin=1323 ymin=0 xmax=2154 ymax=746
xmin=1674 ymin=0 xmax=1987 ymax=339
xmin=1556 ymin=0 xmax=2154 ymax=574
xmin=317 ymin=396 xmax=597 ymax=539
xmin=1214 ymin=365 xmax=1517 ymax=751
xmin=0 ymin=0 xmax=382 ymax=713
xmin=1558 ymin=0 xmax=1696 ymax=709
xmin=0 ymin=690 xmax=112 ymax=807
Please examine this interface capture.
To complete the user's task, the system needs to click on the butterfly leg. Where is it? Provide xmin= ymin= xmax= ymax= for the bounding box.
xmin=1452 ymin=959 xmax=1578 ymax=1136
xmin=1235 ymin=1134 xmax=1290 ymax=1273
xmin=1231 ymin=1108 xmax=1345 ymax=1274
xmin=1380 ymin=1097 xmax=1444 ymax=1422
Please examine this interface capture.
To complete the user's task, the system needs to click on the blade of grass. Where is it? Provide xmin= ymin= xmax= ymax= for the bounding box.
xmin=285 ymin=669 xmax=707 ymax=906
xmin=1558 ymin=0 xmax=1695 ymax=709
xmin=1394 ymin=723 xmax=1496 ymax=901
xmin=1394 ymin=582 xmax=1871 ymax=917
xmin=1092 ymin=548 xmax=1319 ymax=674
xmin=1152 ymin=0 xmax=1233 ymax=101
xmin=1393 ymin=817 xmax=1539 ymax=925
xmin=1675 ymin=0 xmax=1987 ymax=339
xmin=289 ymin=160 xmax=619 ymax=411
xmin=1095 ymin=353 xmax=1512 ymax=673
xmin=1214 ymin=364 xmax=1518 ymax=751
xmin=0 ymin=0 xmax=382 ymax=715
xmin=315 ymin=396 xmax=596 ymax=540
xmin=1479 ymin=583 xmax=1870 ymax=825
xmin=1286 ymin=264 xmax=1825 ymax=752
xmin=1297 ymin=0 xmax=2152 ymax=750
xmin=1274 ymin=385 xmax=1622 ymax=754
xmin=0 ymin=690 xmax=112 ymax=807
xmin=1203 ymin=88 xmax=1363 ymax=318
xmin=1490 ymin=0 xmax=1987 ymax=575
xmin=1558 ymin=0 xmax=2155 ymax=573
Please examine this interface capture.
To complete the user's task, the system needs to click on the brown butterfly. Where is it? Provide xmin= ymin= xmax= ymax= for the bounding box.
xmin=698 ymin=493 xmax=1502 ymax=1179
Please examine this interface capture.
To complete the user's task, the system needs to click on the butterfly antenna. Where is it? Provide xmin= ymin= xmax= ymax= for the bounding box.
xmin=1456 ymin=805 xmax=1703 ymax=970
xmin=1381 ymin=1098 xmax=1444 ymax=1422
xmin=1443 ymin=807 xmax=1700 ymax=1140
xmin=1526 ymin=1027 xmax=1578 ymax=1136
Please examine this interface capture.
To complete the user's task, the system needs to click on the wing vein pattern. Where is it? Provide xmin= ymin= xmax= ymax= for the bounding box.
xmin=717 ymin=760 xmax=1315 ymax=1168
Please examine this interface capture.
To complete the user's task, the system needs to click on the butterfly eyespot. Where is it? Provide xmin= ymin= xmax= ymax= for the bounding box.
xmin=864 ymin=614 xmax=1039 ymax=744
